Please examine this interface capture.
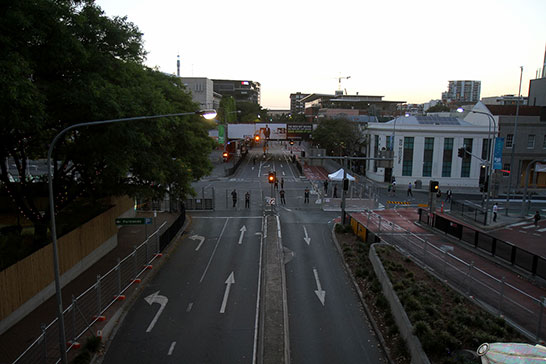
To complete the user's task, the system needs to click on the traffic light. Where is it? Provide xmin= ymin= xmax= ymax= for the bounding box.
xmin=429 ymin=180 xmax=439 ymax=193
xmin=457 ymin=147 xmax=465 ymax=158
xmin=289 ymin=140 xmax=294 ymax=145
xmin=254 ymin=135 xmax=260 ymax=142
xmin=222 ymin=151 xmax=229 ymax=162
xmin=268 ymin=172 xmax=276 ymax=184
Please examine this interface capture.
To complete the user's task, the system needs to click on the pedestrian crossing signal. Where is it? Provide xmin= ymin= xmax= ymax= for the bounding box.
xmin=268 ymin=172 xmax=276 ymax=184
xmin=222 ymin=151 xmax=229 ymax=162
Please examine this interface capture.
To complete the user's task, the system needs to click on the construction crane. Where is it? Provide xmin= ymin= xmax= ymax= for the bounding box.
xmin=337 ymin=75 xmax=351 ymax=91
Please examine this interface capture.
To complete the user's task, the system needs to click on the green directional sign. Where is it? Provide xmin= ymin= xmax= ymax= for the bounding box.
xmin=115 ymin=217 xmax=152 ymax=225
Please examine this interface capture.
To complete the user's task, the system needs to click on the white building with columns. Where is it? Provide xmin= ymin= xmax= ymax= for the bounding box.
xmin=365 ymin=113 xmax=494 ymax=188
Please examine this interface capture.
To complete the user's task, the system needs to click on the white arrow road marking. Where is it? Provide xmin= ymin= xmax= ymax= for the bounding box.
xmin=144 ymin=291 xmax=168 ymax=332
xmin=220 ymin=272 xmax=235 ymax=313
xmin=282 ymin=171 xmax=286 ymax=176
xmin=313 ymin=269 xmax=326 ymax=306
xmin=303 ymin=226 xmax=311 ymax=245
xmin=189 ymin=234 xmax=205 ymax=251
xmin=238 ymin=226 xmax=247 ymax=245
xmin=280 ymin=163 xmax=284 ymax=168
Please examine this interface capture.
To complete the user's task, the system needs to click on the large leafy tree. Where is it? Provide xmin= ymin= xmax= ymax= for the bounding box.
xmin=311 ymin=118 xmax=365 ymax=156
xmin=0 ymin=0 xmax=214 ymax=245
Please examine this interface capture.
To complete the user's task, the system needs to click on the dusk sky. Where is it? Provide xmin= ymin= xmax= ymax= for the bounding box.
xmin=95 ymin=0 xmax=546 ymax=109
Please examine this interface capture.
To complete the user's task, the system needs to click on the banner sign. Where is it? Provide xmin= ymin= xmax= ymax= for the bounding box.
xmin=493 ymin=137 xmax=504 ymax=170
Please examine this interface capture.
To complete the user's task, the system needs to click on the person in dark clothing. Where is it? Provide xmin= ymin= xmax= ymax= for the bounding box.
xmin=333 ymin=185 xmax=338 ymax=198
xmin=280 ymin=178 xmax=284 ymax=189
xmin=445 ymin=189 xmax=452 ymax=202
xmin=323 ymin=180 xmax=328 ymax=194
xmin=231 ymin=189 xmax=237 ymax=207
xmin=304 ymin=187 xmax=310 ymax=203
xmin=245 ymin=192 xmax=250 ymax=208
xmin=534 ymin=211 xmax=541 ymax=227
xmin=407 ymin=182 xmax=413 ymax=197
xmin=279 ymin=189 xmax=286 ymax=205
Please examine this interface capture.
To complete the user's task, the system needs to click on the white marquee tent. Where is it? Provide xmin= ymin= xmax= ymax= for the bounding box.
xmin=327 ymin=169 xmax=355 ymax=181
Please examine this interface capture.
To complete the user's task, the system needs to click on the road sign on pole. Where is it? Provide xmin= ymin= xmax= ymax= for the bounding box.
xmin=115 ymin=217 xmax=152 ymax=225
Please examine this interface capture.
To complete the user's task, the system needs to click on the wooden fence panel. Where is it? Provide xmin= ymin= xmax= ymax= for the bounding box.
xmin=0 ymin=196 xmax=133 ymax=321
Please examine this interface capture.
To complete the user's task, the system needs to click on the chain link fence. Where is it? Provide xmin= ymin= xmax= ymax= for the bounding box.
xmin=12 ymin=213 xmax=185 ymax=364
xmin=358 ymin=209 xmax=546 ymax=342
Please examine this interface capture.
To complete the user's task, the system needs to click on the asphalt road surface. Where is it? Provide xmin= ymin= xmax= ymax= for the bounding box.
xmin=102 ymin=142 xmax=386 ymax=363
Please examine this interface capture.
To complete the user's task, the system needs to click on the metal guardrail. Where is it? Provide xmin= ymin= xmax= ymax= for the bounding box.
xmin=12 ymin=213 xmax=186 ymax=364
xmin=353 ymin=210 xmax=546 ymax=342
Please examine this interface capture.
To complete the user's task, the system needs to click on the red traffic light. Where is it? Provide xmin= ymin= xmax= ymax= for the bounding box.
xmin=254 ymin=135 xmax=260 ymax=142
xmin=268 ymin=172 xmax=276 ymax=183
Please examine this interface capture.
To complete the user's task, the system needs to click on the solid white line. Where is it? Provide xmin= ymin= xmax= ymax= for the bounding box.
xmin=276 ymin=215 xmax=282 ymax=239
xmin=538 ymin=227 xmax=546 ymax=232
xmin=522 ymin=225 xmax=535 ymax=229
xmin=200 ymin=219 xmax=229 ymax=283
xmin=168 ymin=341 xmax=176 ymax=355
xmin=252 ymin=217 xmax=264 ymax=364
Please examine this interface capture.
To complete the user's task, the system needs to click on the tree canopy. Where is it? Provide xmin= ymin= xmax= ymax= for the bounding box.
xmin=311 ymin=118 xmax=365 ymax=156
xmin=0 ymin=0 xmax=215 ymax=245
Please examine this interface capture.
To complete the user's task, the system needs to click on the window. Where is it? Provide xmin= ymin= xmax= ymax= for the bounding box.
xmin=422 ymin=137 xmax=434 ymax=177
xmin=461 ymin=138 xmax=472 ymax=178
xmin=442 ymin=138 xmax=453 ymax=177
xmin=503 ymin=163 xmax=510 ymax=177
xmin=505 ymin=134 xmax=513 ymax=148
xmin=528 ymin=135 xmax=536 ymax=149
xmin=402 ymin=137 xmax=414 ymax=176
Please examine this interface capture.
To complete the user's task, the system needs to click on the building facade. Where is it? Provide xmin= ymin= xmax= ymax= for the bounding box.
xmin=290 ymin=92 xmax=309 ymax=114
xmin=366 ymin=115 xmax=491 ymax=187
xmin=481 ymin=95 xmax=528 ymax=106
xmin=442 ymin=80 xmax=481 ymax=104
xmin=180 ymin=77 xmax=221 ymax=110
xmin=212 ymin=79 xmax=261 ymax=105
xmin=528 ymin=78 xmax=546 ymax=107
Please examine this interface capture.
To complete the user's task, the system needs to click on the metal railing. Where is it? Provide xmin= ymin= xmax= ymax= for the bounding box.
xmin=12 ymin=214 xmax=184 ymax=364
xmin=449 ymin=199 xmax=488 ymax=225
xmin=355 ymin=210 xmax=546 ymax=342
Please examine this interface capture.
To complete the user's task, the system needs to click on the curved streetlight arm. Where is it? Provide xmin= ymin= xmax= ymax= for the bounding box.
xmin=46 ymin=109 xmax=214 ymax=364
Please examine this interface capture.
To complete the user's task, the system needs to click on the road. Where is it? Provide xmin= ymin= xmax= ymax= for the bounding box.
xmin=102 ymin=141 xmax=386 ymax=363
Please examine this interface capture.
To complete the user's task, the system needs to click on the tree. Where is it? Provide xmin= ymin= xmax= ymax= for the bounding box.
xmin=0 ymin=0 xmax=214 ymax=246
xmin=425 ymin=103 xmax=450 ymax=113
xmin=311 ymin=118 xmax=365 ymax=156
xmin=236 ymin=101 xmax=263 ymax=123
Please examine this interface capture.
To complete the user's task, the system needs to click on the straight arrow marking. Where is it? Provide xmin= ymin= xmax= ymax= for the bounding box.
xmin=189 ymin=234 xmax=205 ymax=251
xmin=238 ymin=226 xmax=247 ymax=245
xmin=303 ymin=226 xmax=311 ymax=245
xmin=313 ymin=268 xmax=326 ymax=306
xmin=144 ymin=291 xmax=168 ymax=332
xmin=220 ymin=272 xmax=235 ymax=313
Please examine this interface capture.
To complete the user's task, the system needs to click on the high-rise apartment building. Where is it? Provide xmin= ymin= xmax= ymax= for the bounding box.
xmin=442 ymin=80 xmax=481 ymax=103
xmin=290 ymin=92 xmax=309 ymax=114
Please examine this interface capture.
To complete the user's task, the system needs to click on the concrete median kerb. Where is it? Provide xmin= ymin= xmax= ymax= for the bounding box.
xmin=92 ymin=215 xmax=191 ymax=364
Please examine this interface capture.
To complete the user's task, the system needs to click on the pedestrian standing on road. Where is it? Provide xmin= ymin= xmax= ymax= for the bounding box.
xmin=445 ymin=189 xmax=452 ymax=202
xmin=407 ymin=182 xmax=413 ymax=197
xmin=274 ymin=179 xmax=279 ymax=191
xmin=492 ymin=203 xmax=498 ymax=222
xmin=280 ymin=178 xmax=284 ymax=189
xmin=279 ymin=189 xmax=286 ymax=205
xmin=391 ymin=181 xmax=396 ymax=196
xmin=534 ymin=210 xmax=541 ymax=227
xmin=304 ymin=187 xmax=310 ymax=203
xmin=323 ymin=180 xmax=328 ymax=194
xmin=231 ymin=189 xmax=237 ymax=207
xmin=245 ymin=192 xmax=250 ymax=208
xmin=333 ymin=185 xmax=338 ymax=198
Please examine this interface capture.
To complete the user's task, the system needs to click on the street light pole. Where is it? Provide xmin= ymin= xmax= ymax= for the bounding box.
xmin=47 ymin=110 xmax=216 ymax=363
xmin=471 ymin=110 xmax=497 ymax=224
xmin=505 ymin=66 xmax=524 ymax=215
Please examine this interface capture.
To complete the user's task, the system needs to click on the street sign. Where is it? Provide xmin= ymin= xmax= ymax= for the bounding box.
xmin=115 ymin=217 xmax=152 ymax=225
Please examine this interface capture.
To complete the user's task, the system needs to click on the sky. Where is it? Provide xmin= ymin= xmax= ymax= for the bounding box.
xmin=95 ymin=0 xmax=546 ymax=109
